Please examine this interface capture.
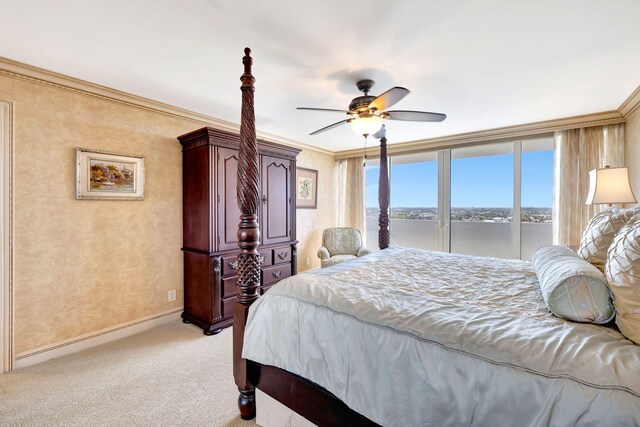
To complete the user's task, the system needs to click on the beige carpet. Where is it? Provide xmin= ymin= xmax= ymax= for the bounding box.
xmin=0 ymin=322 xmax=258 ymax=426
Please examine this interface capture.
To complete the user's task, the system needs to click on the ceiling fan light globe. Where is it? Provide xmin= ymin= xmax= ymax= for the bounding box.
xmin=350 ymin=115 xmax=383 ymax=137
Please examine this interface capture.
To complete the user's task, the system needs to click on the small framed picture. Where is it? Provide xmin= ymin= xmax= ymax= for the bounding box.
xmin=76 ymin=148 xmax=145 ymax=200
xmin=296 ymin=167 xmax=318 ymax=209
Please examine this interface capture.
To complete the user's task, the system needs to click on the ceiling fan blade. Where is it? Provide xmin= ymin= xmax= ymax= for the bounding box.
xmin=385 ymin=110 xmax=447 ymax=122
xmin=297 ymin=107 xmax=349 ymax=114
xmin=309 ymin=119 xmax=350 ymax=135
xmin=369 ymin=87 xmax=410 ymax=111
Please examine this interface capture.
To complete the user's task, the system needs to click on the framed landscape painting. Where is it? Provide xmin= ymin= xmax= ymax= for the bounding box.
xmin=76 ymin=148 xmax=145 ymax=200
xmin=296 ymin=167 xmax=318 ymax=209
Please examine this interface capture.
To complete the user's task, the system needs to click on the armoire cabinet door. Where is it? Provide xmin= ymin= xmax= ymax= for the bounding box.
xmin=182 ymin=145 xmax=213 ymax=252
xmin=261 ymin=155 xmax=292 ymax=245
xmin=217 ymin=147 xmax=242 ymax=251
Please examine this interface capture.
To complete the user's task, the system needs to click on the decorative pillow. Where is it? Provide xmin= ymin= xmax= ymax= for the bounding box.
xmin=532 ymin=246 xmax=614 ymax=324
xmin=605 ymin=214 xmax=640 ymax=345
xmin=578 ymin=208 xmax=633 ymax=272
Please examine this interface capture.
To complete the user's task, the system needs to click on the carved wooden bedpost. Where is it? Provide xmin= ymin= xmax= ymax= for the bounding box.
xmin=377 ymin=126 xmax=390 ymax=249
xmin=234 ymin=47 xmax=260 ymax=420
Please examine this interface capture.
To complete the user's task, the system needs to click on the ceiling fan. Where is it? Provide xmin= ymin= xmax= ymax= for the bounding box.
xmin=297 ymin=79 xmax=446 ymax=137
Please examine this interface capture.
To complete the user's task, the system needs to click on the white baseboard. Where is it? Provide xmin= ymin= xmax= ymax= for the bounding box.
xmin=13 ymin=308 xmax=182 ymax=370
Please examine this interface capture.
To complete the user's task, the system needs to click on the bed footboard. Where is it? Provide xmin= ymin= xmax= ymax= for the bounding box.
xmin=252 ymin=362 xmax=380 ymax=427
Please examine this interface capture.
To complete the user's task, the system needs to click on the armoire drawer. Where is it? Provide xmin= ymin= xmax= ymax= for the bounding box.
xmin=262 ymin=263 xmax=291 ymax=286
xmin=223 ymin=249 xmax=273 ymax=277
xmin=273 ymin=246 xmax=291 ymax=264
xmin=221 ymin=254 xmax=239 ymax=277
xmin=259 ymin=249 xmax=273 ymax=267
xmin=222 ymin=275 xmax=238 ymax=298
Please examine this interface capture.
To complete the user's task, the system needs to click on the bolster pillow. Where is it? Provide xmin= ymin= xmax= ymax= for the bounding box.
xmin=532 ymin=245 xmax=614 ymax=324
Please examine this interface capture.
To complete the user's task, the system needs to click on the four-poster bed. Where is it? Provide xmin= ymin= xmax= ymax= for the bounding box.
xmin=233 ymin=47 xmax=385 ymax=425
xmin=232 ymin=48 xmax=640 ymax=426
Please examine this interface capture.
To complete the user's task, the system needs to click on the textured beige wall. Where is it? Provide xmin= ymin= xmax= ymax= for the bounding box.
xmin=296 ymin=150 xmax=339 ymax=272
xmin=4 ymin=75 xmax=190 ymax=354
xmin=1 ymin=74 xmax=337 ymax=354
xmin=626 ymin=108 xmax=640 ymax=198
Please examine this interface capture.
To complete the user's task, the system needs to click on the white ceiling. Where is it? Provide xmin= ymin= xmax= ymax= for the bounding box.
xmin=1 ymin=0 xmax=640 ymax=152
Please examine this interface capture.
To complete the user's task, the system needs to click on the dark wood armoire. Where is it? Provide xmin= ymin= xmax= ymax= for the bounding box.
xmin=178 ymin=127 xmax=300 ymax=335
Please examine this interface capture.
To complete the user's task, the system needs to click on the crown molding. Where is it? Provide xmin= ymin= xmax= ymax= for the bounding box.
xmin=0 ymin=56 xmax=333 ymax=156
xmin=618 ymin=84 xmax=640 ymax=118
xmin=2 ymin=56 xmax=636 ymax=159
xmin=334 ymin=110 xmax=625 ymax=159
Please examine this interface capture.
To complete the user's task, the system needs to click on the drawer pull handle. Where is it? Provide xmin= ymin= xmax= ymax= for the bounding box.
xmin=277 ymin=252 xmax=287 ymax=260
xmin=259 ymin=255 xmax=265 ymax=263
xmin=272 ymin=270 xmax=282 ymax=278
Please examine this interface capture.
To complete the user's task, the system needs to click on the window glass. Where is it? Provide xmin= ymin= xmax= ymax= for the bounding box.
xmin=389 ymin=152 xmax=438 ymax=250
xmin=450 ymin=143 xmax=514 ymax=258
xmin=521 ymin=138 xmax=554 ymax=260
xmin=363 ymin=138 xmax=554 ymax=260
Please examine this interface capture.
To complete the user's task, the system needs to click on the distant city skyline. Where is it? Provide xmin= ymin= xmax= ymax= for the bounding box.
xmin=366 ymin=150 xmax=553 ymax=209
xmin=366 ymin=207 xmax=552 ymax=223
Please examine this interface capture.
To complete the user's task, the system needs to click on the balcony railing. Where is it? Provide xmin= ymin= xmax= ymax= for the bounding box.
xmin=365 ymin=218 xmax=552 ymax=261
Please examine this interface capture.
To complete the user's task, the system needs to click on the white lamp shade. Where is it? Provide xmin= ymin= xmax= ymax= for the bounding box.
xmin=586 ymin=167 xmax=637 ymax=205
xmin=349 ymin=115 xmax=383 ymax=136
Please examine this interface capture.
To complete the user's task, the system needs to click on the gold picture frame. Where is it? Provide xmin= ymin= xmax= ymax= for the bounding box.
xmin=296 ymin=167 xmax=318 ymax=209
xmin=76 ymin=148 xmax=145 ymax=200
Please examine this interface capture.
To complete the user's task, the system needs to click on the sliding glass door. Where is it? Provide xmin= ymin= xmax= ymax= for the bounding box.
xmin=364 ymin=137 xmax=554 ymax=259
xmin=450 ymin=143 xmax=514 ymax=258
xmin=521 ymin=138 xmax=554 ymax=260
xmin=389 ymin=152 xmax=439 ymax=250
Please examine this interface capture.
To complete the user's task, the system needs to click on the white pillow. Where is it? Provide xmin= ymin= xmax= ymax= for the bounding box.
xmin=532 ymin=245 xmax=614 ymax=324
xmin=605 ymin=214 xmax=640 ymax=345
xmin=578 ymin=207 xmax=633 ymax=271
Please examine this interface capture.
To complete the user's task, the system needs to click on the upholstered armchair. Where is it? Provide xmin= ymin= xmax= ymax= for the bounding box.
xmin=317 ymin=227 xmax=371 ymax=268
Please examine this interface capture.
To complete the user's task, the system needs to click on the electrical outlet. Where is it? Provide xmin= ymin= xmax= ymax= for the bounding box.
xmin=168 ymin=289 xmax=177 ymax=302
xmin=305 ymin=257 xmax=310 ymax=266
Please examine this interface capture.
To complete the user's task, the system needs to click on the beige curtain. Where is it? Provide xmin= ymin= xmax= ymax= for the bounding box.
xmin=553 ymin=123 xmax=625 ymax=246
xmin=338 ymin=157 xmax=366 ymax=243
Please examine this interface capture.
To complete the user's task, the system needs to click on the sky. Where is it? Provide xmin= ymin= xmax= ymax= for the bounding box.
xmin=366 ymin=150 xmax=553 ymax=208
